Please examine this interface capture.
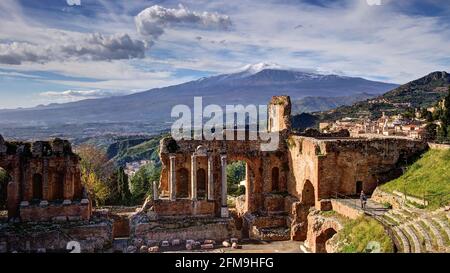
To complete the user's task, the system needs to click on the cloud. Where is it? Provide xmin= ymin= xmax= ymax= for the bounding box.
xmin=0 ymin=33 xmax=146 ymax=65
xmin=135 ymin=4 xmax=232 ymax=41
xmin=40 ymin=89 xmax=131 ymax=100
xmin=66 ymin=0 xmax=81 ymax=6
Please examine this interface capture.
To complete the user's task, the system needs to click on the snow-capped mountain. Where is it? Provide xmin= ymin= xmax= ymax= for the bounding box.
xmin=0 ymin=63 xmax=398 ymax=131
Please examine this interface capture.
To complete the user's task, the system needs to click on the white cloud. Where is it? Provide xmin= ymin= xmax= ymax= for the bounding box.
xmin=66 ymin=0 xmax=81 ymax=6
xmin=41 ymin=89 xmax=117 ymax=99
xmin=0 ymin=33 xmax=146 ymax=65
xmin=135 ymin=4 xmax=232 ymax=41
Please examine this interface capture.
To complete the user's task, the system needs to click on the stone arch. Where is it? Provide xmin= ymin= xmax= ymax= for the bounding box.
xmin=176 ymin=168 xmax=189 ymax=198
xmin=32 ymin=173 xmax=43 ymax=200
xmin=356 ymin=181 xmax=363 ymax=194
xmin=315 ymin=227 xmax=338 ymax=253
xmin=227 ymin=155 xmax=257 ymax=213
xmin=197 ymin=168 xmax=207 ymax=199
xmin=0 ymin=167 xmax=11 ymax=210
xmin=301 ymin=179 xmax=315 ymax=207
xmin=54 ymin=172 xmax=65 ymax=200
xmin=271 ymin=167 xmax=279 ymax=192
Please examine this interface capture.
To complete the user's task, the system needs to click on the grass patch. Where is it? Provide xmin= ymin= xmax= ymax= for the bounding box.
xmin=380 ymin=149 xmax=450 ymax=210
xmin=319 ymin=210 xmax=337 ymax=217
xmin=334 ymin=216 xmax=394 ymax=253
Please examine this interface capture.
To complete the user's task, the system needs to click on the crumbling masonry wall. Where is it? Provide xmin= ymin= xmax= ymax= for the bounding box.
xmin=0 ymin=135 xmax=91 ymax=222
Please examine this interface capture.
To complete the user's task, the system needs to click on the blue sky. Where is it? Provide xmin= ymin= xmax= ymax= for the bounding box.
xmin=0 ymin=0 xmax=450 ymax=108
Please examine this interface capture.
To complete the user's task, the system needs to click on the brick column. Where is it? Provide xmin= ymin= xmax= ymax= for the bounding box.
xmin=191 ymin=155 xmax=197 ymax=201
xmin=207 ymin=156 xmax=214 ymax=200
xmin=169 ymin=155 xmax=176 ymax=201
xmin=220 ymin=155 xmax=228 ymax=217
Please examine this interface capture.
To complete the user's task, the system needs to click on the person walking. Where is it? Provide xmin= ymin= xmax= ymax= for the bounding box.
xmin=360 ymin=190 xmax=367 ymax=209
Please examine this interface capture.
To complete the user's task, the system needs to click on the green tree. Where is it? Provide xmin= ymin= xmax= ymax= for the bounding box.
xmin=424 ymin=123 xmax=437 ymax=140
xmin=107 ymin=167 xmax=132 ymax=205
xmin=116 ymin=167 xmax=131 ymax=205
xmin=76 ymin=144 xmax=114 ymax=206
xmin=226 ymin=161 xmax=246 ymax=196
xmin=443 ymin=87 xmax=450 ymax=126
xmin=129 ymin=162 xmax=161 ymax=204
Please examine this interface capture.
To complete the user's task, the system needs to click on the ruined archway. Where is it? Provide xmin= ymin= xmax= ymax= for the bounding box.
xmin=315 ymin=227 xmax=337 ymax=253
xmin=356 ymin=181 xmax=363 ymax=194
xmin=301 ymin=180 xmax=315 ymax=207
xmin=176 ymin=168 xmax=189 ymax=198
xmin=197 ymin=168 xmax=206 ymax=199
xmin=271 ymin=167 xmax=279 ymax=192
xmin=54 ymin=172 xmax=64 ymax=200
xmin=33 ymin=173 xmax=43 ymax=201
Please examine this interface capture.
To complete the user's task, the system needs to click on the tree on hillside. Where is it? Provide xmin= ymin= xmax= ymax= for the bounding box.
xmin=437 ymin=87 xmax=450 ymax=142
xmin=424 ymin=123 xmax=438 ymax=141
xmin=108 ymin=167 xmax=132 ymax=205
xmin=76 ymin=144 xmax=114 ymax=206
xmin=129 ymin=162 xmax=160 ymax=204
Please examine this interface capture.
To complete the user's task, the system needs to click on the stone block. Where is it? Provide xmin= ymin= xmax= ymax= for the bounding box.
xmin=68 ymin=216 xmax=82 ymax=222
xmin=36 ymin=248 xmax=46 ymax=253
xmin=200 ymin=244 xmax=214 ymax=250
xmin=126 ymin=245 xmax=137 ymax=253
xmin=52 ymin=216 xmax=67 ymax=222
xmin=231 ymin=242 xmax=241 ymax=249
xmin=140 ymin=245 xmax=148 ymax=253
xmin=148 ymin=246 xmax=159 ymax=253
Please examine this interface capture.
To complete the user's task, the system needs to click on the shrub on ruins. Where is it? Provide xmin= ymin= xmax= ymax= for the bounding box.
xmin=129 ymin=162 xmax=161 ymax=204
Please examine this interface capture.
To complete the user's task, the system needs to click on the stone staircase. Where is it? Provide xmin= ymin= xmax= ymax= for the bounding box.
xmin=376 ymin=207 xmax=450 ymax=253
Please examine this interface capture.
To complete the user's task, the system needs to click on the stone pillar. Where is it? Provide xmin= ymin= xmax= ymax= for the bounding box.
xmin=169 ymin=155 xmax=176 ymax=201
xmin=207 ymin=156 xmax=214 ymax=200
xmin=153 ymin=181 xmax=159 ymax=201
xmin=220 ymin=155 xmax=228 ymax=217
xmin=191 ymin=155 xmax=197 ymax=201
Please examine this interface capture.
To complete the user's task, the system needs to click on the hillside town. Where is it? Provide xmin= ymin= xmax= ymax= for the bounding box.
xmin=319 ymin=112 xmax=428 ymax=139
xmin=320 ymin=98 xmax=447 ymax=140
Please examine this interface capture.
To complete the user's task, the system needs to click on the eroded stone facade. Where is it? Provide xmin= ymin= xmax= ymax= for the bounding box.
xmin=0 ymin=136 xmax=91 ymax=222
xmin=137 ymin=95 xmax=428 ymax=246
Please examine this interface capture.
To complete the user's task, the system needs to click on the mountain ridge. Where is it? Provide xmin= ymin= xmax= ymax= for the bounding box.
xmin=0 ymin=65 xmax=398 ymax=134
xmin=317 ymin=71 xmax=450 ymax=121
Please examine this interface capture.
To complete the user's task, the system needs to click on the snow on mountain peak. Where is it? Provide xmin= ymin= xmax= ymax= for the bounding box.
xmin=238 ymin=62 xmax=283 ymax=74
